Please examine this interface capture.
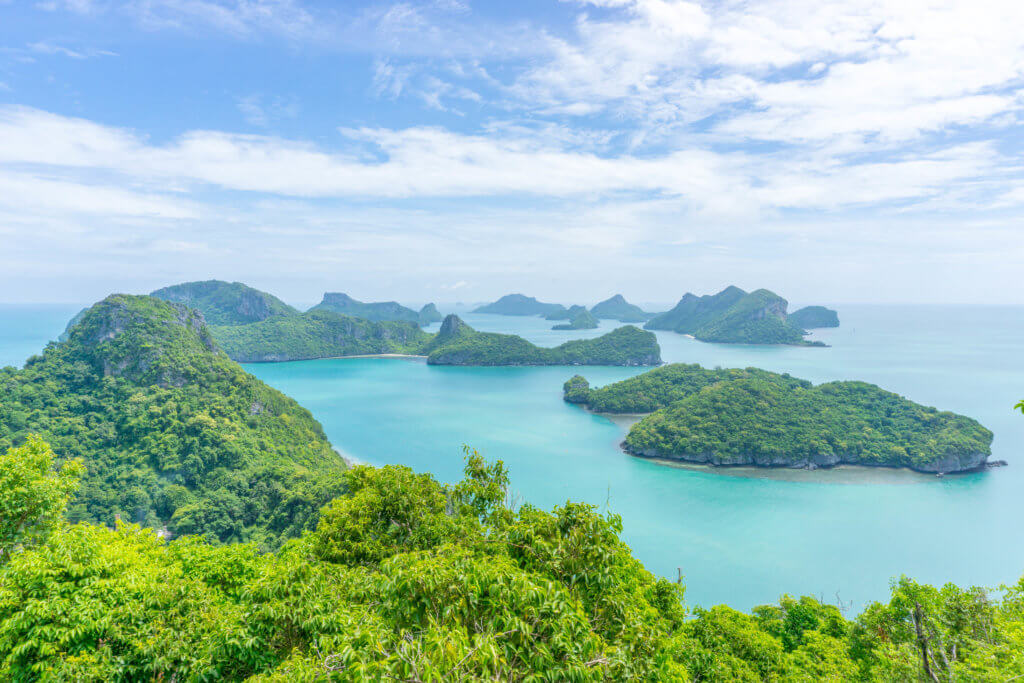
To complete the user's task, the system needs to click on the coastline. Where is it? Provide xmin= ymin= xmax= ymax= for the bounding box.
xmin=322 ymin=353 xmax=427 ymax=360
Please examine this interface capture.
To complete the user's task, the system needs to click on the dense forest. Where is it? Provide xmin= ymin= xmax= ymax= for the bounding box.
xmin=565 ymin=364 xmax=993 ymax=472
xmin=645 ymin=286 xmax=828 ymax=346
xmin=0 ymin=295 xmax=347 ymax=547
xmin=3 ymin=438 xmax=1024 ymax=680
xmin=426 ymin=315 xmax=660 ymax=366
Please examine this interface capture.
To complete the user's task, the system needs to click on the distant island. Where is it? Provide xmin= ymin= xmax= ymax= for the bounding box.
xmin=418 ymin=303 xmax=443 ymax=325
xmin=789 ymin=305 xmax=840 ymax=329
xmin=564 ymin=364 xmax=993 ymax=473
xmin=552 ymin=309 xmax=599 ymax=330
xmin=310 ymin=292 xmax=422 ymax=324
xmin=0 ymin=294 xmax=346 ymax=547
xmin=545 ymin=304 xmax=587 ymax=321
xmin=590 ymin=294 xmax=651 ymax=322
xmin=473 ymin=293 xmax=565 ymax=317
xmin=151 ymin=279 xmax=298 ymax=325
xmin=426 ymin=315 xmax=660 ymax=366
xmin=645 ymin=286 xmax=828 ymax=346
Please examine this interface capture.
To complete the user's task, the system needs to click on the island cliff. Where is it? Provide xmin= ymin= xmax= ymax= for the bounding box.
xmin=564 ymin=364 xmax=993 ymax=473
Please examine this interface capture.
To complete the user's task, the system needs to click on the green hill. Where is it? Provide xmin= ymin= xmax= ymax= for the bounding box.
xmin=590 ymin=294 xmax=650 ymax=322
xmin=310 ymin=292 xmax=420 ymax=323
xmin=151 ymin=280 xmax=297 ymax=326
xmin=645 ymin=286 xmax=823 ymax=345
xmin=553 ymin=309 xmax=599 ymax=330
xmin=473 ymin=293 xmax=566 ymax=316
xmin=789 ymin=305 xmax=840 ymax=329
xmin=211 ymin=310 xmax=429 ymax=362
xmin=427 ymin=315 xmax=660 ymax=366
xmin=0 ymin=294 xmax=346 ymax=547
xmin=418 ymin=303 xmax=443 ymax=325
xmin=564 ymin=363 xmax=993 ymax=472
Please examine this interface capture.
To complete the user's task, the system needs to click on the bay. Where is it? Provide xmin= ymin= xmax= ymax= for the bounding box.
xmin=3 ymin=303 xmax=1022 ymax=612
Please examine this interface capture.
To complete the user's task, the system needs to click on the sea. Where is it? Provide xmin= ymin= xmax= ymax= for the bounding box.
xmin=2 ymin=302 xmax=1022 ymax=612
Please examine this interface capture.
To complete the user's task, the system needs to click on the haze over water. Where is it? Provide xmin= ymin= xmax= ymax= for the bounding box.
xmin=3 ymin=303 xmax=1022 ymax=611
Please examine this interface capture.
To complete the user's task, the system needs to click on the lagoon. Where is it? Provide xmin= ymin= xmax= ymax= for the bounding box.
xmin=3 ymin=303 xmax=1022 ymax=611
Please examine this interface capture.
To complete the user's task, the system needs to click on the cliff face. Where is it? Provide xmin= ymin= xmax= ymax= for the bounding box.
xmin=418 ymin=303 xmax=443 ymax=325
xmin=151 ymin=280 xmax=297 ymax=326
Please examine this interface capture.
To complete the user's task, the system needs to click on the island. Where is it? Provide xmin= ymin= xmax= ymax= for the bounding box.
xmin=789 ymin=305 xmax=840 ymax=329
xmin=151 ymin=279 xmax=298 ymax=325
xmin=418 ymin=303 xmax=443 ymax=325
xmin=0 ymin=294 xmax=347 ymax=547
xmin=425 ymin=314 xmax=660 ymax=366
xmin=552 ymin=309 xmax=599 ymax=330
xmin=545 ymin=304 xmax=586 ymax=320
xmin=644 ymin=286 xmax=826 ymax=346
xmin=564 ymin=363 xmax=994 ymax=473
xmin=590 ymin=294 xmax=651 ymax=322
xmin=310 ymin=292 xmax=421 ymax=323
xmin=473 ymin=293 xmax=565 ymax=317
xmin=210 ymin=309 xmax=430 ymax=362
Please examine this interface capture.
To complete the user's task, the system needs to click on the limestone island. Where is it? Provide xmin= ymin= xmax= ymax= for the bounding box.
xmin=1 ymin=294 xmax=347 ymax=546
xmin=645 ymin=286 xmax=831 ymax=346
xmin=564 ymin=363 xmax=994 ymax=474
xmin=426 ymin=315 xmax=659 ymax=366
xmin=310 ymin=292 xmax=422 ymax=324
xmin=789 ymin=305 xmax=840 ymax=329
xmin=545 ymin=304 xmax=587 ymax=321
xmin=590 ymin=294 xmax=652 ymax=322
xmin=418 ymin=303 xmax=443 ymax=325
xmin=552 ymin=309 xmax=599 ymax=330
xmin=473 ymin=293 xmax=565 ymax=317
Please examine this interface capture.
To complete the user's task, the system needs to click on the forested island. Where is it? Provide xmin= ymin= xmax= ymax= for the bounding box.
xmin=425 ymin=315 xmax=659 ymax=366
xmin=211 ymin=310 xmax=429 ymax=362
xmin=545 ymin=304 xmax=587 ymax=320
xmin=310 ymin=292 xmax=422 ymax=323
xmin=473 ymin=293 xmax=565 ymax=316
xmin=590 ymin=294 xmax=651 ymax=322
xmin=789 ymin=305 xmax=840 ymax=329
xmin=418 ymin=302 xmax=443 ymax=325
xmin=552 ymin=309 xmax=599 ymax=330
xmin=645 ymin=286 xmax=830 ymax=345
xmin=564 ymin=364 xmax=994 ymax=473
xmin=151 ymin=280 xmax=298 ymax=325
xmin=0 ymin=295 xmax=347 ymax=547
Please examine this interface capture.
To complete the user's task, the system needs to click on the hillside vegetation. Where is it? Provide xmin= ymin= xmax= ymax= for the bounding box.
xmin=565 ymin=364 xmax=993 ymax=472
xmin=3 ymin=439 xmax=1024 ymax=680
xmin=0 ymin=295 xmax=346 ymax=547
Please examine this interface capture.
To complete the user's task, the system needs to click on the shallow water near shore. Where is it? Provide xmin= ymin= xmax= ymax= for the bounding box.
xmin=3 ymin=303 xmax=1023 ymax=612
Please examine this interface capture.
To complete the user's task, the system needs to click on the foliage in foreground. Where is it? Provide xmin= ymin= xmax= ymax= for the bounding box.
xmin=3 ymin=439 xmax=1024 ymax=681
xmin=565 ymin=363 xmax=993 ymax=472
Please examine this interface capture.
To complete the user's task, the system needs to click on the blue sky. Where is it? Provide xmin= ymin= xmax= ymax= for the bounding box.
xmin=1 ymin=0 xmax=1023 ymax=306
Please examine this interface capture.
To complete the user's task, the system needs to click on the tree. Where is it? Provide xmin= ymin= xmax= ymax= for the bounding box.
xmin=0 ymin=436 xmax=83 ymax=563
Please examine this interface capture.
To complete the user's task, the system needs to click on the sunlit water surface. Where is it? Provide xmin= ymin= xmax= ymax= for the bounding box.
xmin=3 ymin=303 xmax=1022 ymax=611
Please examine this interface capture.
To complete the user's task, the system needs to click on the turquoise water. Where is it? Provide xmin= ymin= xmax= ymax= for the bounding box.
xmin=3 ymin=304 xmax=1023 ymax=611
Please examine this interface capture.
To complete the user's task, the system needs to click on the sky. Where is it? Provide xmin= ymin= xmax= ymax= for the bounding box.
xmin=1 ymin=0 xmax=1023 ymax=307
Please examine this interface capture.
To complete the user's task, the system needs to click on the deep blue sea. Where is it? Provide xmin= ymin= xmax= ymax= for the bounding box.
xmin=3 ymin=303 xmax=1022 ymax=612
